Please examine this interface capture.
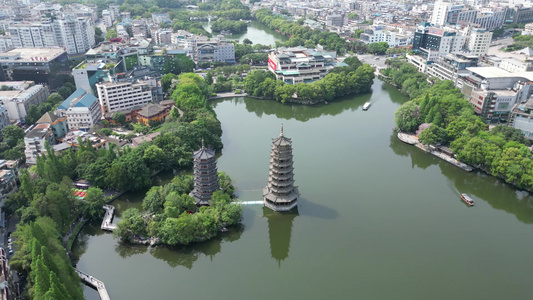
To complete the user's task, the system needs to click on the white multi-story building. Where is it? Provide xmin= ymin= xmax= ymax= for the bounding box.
xmin=109 ymin=5 xmax=120 ymax=21
xmin=96 ymin=81 xmax=154 ymax=115
xmin=430 ymin=0 xmax=452 ymax=26
xmin=467 ymin=28 xmax=492 ymax=57
xmin=9 ymin=22 xmax=57 ymax=49
xmin=102 ymin=10 xmax=113 ymax=28
xmin=8 ymin=17 xmax=95 ymax=55
xmin=462 ymin=67 xmax=533 ymax=122
xmin=359 ymin=25 xmax=412 ymax=48
xmin=326 ymin=15 xmax=344 ymax=27
xmin=498 ymin=58 xmax=533 ymax=73
xmin=268 ymin=47 xmax=336 ymax=84
xmin=56 ymin=88 xmax=102 ymax=131
xmin=24 ymin=123 xmax=54 ymax=164
xmin=0 ymin=81 xmax=49 ymax=121
xmin=0 ymin=37 xmax=13 ymax=52
xmin=191 ymin=36 xmax=235 ymax=64
xmin=151 ymin=28 xmax=172 ymax=45
xmin=64 ymin=3 xmax=99 ymax=21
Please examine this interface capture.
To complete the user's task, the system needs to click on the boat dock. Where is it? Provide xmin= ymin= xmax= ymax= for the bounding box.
xmin=101 ymin=205 xmax=116 ymax=231
xmin=76 ymin=269 xmax=111 ymax=300
xmin=398 ymin=132 xmax=474 ymax=172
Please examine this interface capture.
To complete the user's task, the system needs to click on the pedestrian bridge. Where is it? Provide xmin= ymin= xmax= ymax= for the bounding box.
xmin=76 ymin=269 xmax=110 ymax=300
xmin=232 ymin=200 xmax=264 ymax=205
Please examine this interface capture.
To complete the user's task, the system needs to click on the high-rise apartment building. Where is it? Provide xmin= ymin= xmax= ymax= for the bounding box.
xmin=8 ymin=16 xmax=95 ymax=55
xmin=430 ymin=0 xmax=452 ymax=26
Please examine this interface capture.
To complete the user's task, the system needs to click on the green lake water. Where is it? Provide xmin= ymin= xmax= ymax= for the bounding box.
xmin=202 ymin=20 xmax=289 ymax=46
xmin=75 ymin=80 xmax=533 ymax=300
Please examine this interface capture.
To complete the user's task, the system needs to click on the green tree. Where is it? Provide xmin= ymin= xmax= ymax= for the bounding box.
xmin=348 ymin=13 xmax=358 ymax=19
xmin=81 ymin=187 xmax=106 ymax=220
xmin=161 ymin=73 xmax=178 ymax=94
xmin=143 ymin=186 xmax=165 ymax=214
xmin=353 ymin=28 xmax=364 ymax=39
xmin=113 ymin=208 xmax=147 ymax=242
xmin=25 ymin=104 xmax=42 ymax=125
xmin=106 ymin=29 xmax=118 ymax=39
xmin=418 ymin=126 xmax=437 ymax=145
xmin=143 ymin=145 xmax=166 ymax=170
xmin=57 ymin=86 xmax=73 ymax=99
xmin=243 ymin=38 xmax=253 ymax=45
xmin=46 ymin=93 xmax=63 ymax=105
xmin=2 ymin=125 xmax=25 ymax=148
xmin=394 ymin=101 xmax=419 ymax=132
xmin=113 ymin=112 xmax=126 ymax=125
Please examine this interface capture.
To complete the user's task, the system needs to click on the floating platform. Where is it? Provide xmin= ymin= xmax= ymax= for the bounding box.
xmin=101 ymin=205 xmax=116 ymax=231
xmin=397 ymin=132 xmax=418 ymax=145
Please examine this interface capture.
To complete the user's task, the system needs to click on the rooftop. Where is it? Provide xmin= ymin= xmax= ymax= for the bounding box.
xmin=193 ymin=145 xmax=215 ymax=160
xmin=466 ymin=67 xmax=533 ymax=81
xmin=60 ymin=130 xmax=107 ymax=147
xmin=492 ymin=89 xmax=517 ymax=97
xmin=36 ymin=112 xmax=58 ymax=124
xmin=138 ymin=103 xmax=166 ymax=118
xmin=0 ymin=48 xmax=65 ymax=62
xmin=25 ymin=123 xmax=51 ymax=139
xmin=58 ymin=88 xmax=97 ymax=110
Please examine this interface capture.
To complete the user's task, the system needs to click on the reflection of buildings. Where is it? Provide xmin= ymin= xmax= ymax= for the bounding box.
xmin=263 ymin=207 xmax=298 ymax=264
xmin=263 ymin=124 xmax=299 ymax=212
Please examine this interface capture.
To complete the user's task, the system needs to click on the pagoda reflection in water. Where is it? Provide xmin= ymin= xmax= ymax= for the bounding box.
xmin=263 ymin=206 xmax=299 ymax=265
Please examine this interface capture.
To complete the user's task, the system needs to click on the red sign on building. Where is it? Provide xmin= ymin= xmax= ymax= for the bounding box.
xmin=268 ymin=57 xmax=277 ymax=71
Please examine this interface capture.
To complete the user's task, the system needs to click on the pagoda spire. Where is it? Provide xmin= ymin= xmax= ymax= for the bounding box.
xmin=280 ymin=123 xmax=283 ymax=136
xmin=201 ymin=137 xmax=205 ymax=149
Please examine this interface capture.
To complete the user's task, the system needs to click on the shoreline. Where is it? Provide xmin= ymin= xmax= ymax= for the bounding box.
xmin=397 ymin=132 xmax=474 ymax=172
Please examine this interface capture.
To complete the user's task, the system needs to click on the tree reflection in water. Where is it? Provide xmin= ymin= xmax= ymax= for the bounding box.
xmin=148 ymin=224 xmax=245 ymax=269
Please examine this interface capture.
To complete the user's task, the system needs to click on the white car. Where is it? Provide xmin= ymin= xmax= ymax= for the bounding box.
xmin=8 ymin=249 xmax=12 ymax=254
xmin=7 ymin=238 xmax=11 ymax=243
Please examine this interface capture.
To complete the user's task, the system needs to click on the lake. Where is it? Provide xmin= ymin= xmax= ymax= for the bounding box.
xmin=76 ymin=80 xmax=533 ymax=300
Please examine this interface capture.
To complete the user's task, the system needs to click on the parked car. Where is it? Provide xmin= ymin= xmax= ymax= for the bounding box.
xmin=8 ymin=249 xmax=13 ymax=254
xmin=7 ymin=238 xmax=12 ymax=243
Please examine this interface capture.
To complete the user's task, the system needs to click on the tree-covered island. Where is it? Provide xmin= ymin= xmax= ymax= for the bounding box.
xmin=114 ymin=173 xmax=242 ymax=245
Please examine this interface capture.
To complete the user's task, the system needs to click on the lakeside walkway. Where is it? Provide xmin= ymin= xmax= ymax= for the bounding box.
xmin=101 ymin=205 xmax=116 ymax=231
xmin=76 ymin=269 xmax=111 ymax=300
xmin=397 ymin=132 xmax=474 ymax=172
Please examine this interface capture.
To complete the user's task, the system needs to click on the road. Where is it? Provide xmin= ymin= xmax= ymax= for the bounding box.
xmin=356 ymin=54 xmax=389 ymax=68
xmin=487 ymin=37 xmax=524 ymax=59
